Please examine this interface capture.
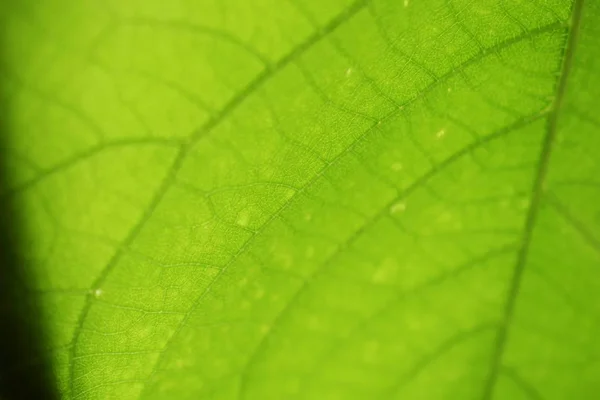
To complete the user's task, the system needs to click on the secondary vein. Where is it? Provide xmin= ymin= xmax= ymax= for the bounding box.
xmin=482 ymin=0 xmax=586 ymax=398
xmin=65 ymin=1 xmax=370 ymax=398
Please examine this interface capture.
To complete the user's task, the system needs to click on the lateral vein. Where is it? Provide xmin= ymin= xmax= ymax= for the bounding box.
xmin=482 ymin=0 xmax=586 ymax=398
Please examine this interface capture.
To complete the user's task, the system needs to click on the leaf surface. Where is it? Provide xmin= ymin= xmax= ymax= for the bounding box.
xmin=1 ymin=0 xmax=599 ymax=399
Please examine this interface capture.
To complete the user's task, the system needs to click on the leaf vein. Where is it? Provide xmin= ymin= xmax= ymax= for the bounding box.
xmin=482 ymin=0 xmax=586 ymax=397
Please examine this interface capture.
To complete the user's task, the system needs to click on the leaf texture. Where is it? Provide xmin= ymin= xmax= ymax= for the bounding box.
xmin=1 ymin=0 xmax=599 ymax=399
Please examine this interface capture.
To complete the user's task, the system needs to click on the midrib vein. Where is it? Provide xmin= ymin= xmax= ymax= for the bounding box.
xmin=482 ymin=0 xmax=586 ymax=398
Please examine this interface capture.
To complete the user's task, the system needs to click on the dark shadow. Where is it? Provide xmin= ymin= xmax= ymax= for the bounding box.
xmin=0 ymin=2 xmax=59 ymax=398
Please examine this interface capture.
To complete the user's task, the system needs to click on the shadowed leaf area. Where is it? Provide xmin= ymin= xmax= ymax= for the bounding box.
xmin=0 ymin=0 xmax=599 ymax=399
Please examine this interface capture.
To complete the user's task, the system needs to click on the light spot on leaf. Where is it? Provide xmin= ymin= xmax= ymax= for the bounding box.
xmin=236 ymin=210 xmax=250 ymax=227
xmin=260 ymin=324 xmax=271 ymax=334
xmin=390 ymin=201 xmax=406 ymax=214
xmin=391 ymin=162 xmax=403 ymax=171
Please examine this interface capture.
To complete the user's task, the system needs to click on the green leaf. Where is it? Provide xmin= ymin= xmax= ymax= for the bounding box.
xmin=1 ymin=0 xmax=599 ymax=398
